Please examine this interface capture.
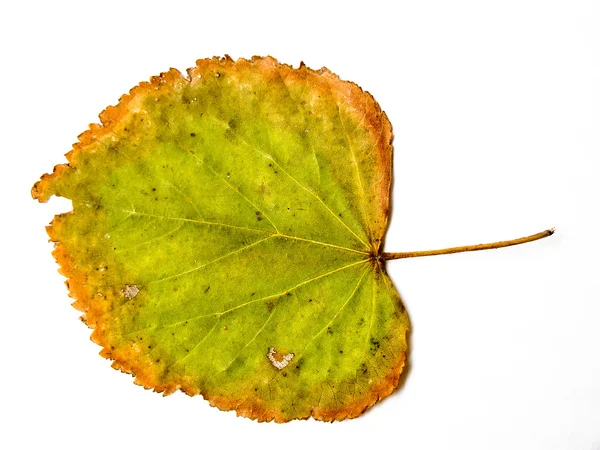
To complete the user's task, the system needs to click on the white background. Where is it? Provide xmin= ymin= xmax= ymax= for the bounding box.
xmin=1 ymin=1 xmax=599 ymax=449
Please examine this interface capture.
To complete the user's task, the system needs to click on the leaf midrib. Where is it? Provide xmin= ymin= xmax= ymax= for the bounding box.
xmin=123 ymin=209 xmax=370 ymax=256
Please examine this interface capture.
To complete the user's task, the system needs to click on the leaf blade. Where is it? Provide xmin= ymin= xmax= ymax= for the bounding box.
xmin=33 ymin=56 xmax=408 ymax=421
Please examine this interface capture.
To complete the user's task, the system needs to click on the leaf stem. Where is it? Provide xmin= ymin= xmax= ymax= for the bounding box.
xmin=382 ymin=228 xmax=555 ymax=260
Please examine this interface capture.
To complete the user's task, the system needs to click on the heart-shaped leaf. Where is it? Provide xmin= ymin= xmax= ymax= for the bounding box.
xmin=33 ymin=56 xmax=555 ymax=422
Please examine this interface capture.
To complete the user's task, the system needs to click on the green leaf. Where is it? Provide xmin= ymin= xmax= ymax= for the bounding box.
xmin=32 ymin=56 xmax=409 ymax=422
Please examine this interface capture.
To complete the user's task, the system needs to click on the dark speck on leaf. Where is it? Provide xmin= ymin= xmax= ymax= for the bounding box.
xmin=369 ymin=338 xmax=381 ymax=355
xmin=190 ymin=132 xmax=196 ymax=137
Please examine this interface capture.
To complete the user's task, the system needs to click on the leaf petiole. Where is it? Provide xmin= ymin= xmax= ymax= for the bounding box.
xmin=382 ymin=228 xmax=554 ymax=260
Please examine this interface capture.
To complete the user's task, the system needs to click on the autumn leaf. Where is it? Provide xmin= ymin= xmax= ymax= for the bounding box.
xmin=32 ymin=56 xmax=552 ymax=422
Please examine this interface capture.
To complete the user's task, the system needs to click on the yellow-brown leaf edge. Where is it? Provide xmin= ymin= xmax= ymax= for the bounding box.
xmin=32 ymin=56 xmax=408 ymax=422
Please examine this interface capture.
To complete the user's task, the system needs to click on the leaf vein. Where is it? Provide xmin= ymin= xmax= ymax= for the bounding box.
xmin=178 ymin=143 xmax=280 ymax=233
xmin=148 ymin=235 xmax=274 ymax=284
xmin=253 ymin=148 xmax=370 ymax=251
xmin=123 ymin=209 xmax=270 ymax=234
xmin=114 ymin=222 xmax=185 ymax=253
xmin=121 ymin=259 xmax=367 ymax=337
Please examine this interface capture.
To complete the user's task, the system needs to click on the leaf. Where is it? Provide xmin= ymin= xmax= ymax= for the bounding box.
xmin=32 ymin=56 xmax=409 ymax=422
